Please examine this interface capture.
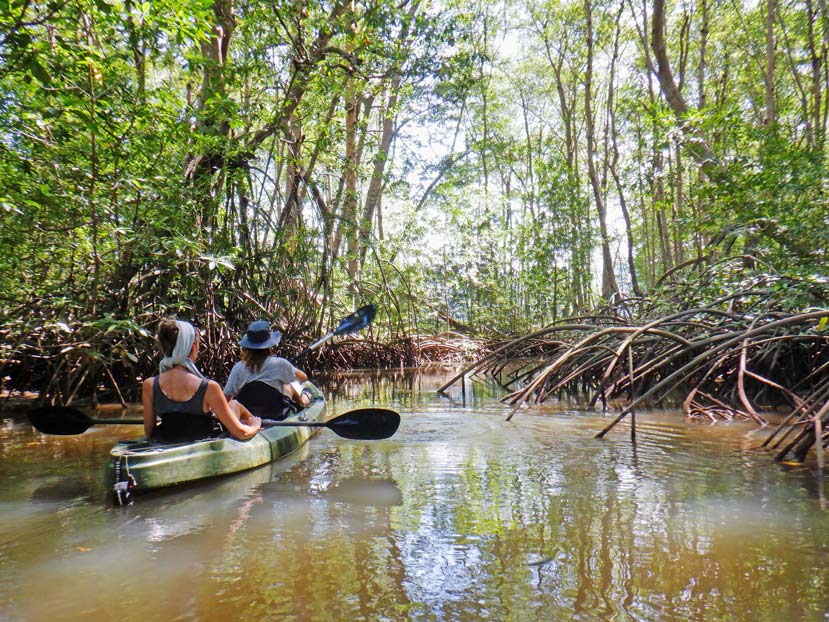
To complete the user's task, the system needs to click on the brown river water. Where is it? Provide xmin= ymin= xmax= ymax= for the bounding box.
xmin=1 ymin=368 xmax=827 ymax=621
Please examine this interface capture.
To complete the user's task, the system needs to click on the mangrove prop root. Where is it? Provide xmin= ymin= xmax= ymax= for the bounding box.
xmin=444 ymin=307 xmax=829 ymax=462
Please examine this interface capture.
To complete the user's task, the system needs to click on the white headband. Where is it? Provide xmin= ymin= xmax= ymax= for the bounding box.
xmin=159 ymin=320 xmax=205 ymax=378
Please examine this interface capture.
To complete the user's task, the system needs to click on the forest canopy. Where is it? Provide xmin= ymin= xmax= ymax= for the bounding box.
xmin=1 ymin=0 xmax=828 ymax=403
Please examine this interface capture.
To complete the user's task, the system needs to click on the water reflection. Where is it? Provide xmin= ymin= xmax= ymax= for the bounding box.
xmin=1 ymin=368 xmax=828 ymax=621
xmin=322 ymin=477 xmax=403 ymax=506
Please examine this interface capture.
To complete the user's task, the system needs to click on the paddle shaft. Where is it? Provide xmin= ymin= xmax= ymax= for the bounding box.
xmin=84 ymin=416 xmax=363 ymax=429
xmin=263 ymin=419 xmax=330 ymax=428
xmin=295 ymin=304 xmax=376 ymax=359
xmin=295 ymin=333 xmax=334 ymax=359
xmin=93 ymin=417 xmax=144 ymax=425
xmin=29 ymin=405 xmax=399 ymax=440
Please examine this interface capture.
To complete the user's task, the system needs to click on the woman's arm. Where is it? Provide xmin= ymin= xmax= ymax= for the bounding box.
xmin=204 ymin=380 xmax=261 ymax=440
xmin=286 ymin=361 xmax=309 ymax=404
xmin=284 ymin=380 xmax=312 ymax=406
xmin=142 ymin=378 xmax=156 ymax=438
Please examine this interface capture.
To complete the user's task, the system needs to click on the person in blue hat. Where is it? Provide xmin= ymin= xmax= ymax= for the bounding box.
xmin=223 ymin=320 xmax=313 ymax=418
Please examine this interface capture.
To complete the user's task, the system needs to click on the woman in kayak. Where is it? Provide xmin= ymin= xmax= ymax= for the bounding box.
xmin=142 ymin=319 xmax=262 ymax=441
xmin=224 ymin=320 xmax=313 ymax=418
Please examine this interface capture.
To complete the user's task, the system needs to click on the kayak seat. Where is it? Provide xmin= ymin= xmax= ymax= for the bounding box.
xmin=153 ymin=413 xmax=225 ymax=443
xmin=235 ymin=381 xmax=299 ymax=421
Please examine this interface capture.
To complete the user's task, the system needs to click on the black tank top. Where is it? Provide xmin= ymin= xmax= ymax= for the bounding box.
xmin=152 ymin=376 xmax=210 ymax=417
xmin=151 ymin=377 xmax=222 ymax=441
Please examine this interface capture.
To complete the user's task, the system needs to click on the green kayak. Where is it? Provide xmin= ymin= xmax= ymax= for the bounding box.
xmin=108 ymin=383 xmax=326 ymax=504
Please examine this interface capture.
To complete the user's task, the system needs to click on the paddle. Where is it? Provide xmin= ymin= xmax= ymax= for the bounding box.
xmin=261 ymin=408 xmax=399 ymax=440
xmin=27 ymin=406 xmax=400 ymax=440
xmin=295 ymin=303 xmax=377 ymax=359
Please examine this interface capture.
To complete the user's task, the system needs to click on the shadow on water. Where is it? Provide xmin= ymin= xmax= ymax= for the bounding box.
xmin=1 ymin=367 xmax=828 ymax=622
xmin=29 ymin=477 xmax=94 ymax=504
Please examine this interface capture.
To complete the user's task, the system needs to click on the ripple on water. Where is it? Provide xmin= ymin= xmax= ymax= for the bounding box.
xmin=393 ymin=410 xmax=506 ymax=443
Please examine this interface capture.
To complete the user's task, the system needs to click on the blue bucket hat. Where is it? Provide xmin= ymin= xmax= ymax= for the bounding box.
xmin=239 ymin=320 xmax=282 ymax=349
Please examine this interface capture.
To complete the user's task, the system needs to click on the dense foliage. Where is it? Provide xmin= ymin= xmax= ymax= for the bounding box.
xmin=1 ymin=0 xmax=827 ymax=401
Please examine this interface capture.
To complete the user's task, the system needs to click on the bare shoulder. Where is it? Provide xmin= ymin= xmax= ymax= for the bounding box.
xmin=206 ymin=379 xmax=224 ymax=394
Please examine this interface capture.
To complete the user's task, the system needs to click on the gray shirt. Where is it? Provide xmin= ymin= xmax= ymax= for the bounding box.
xmin=223 ymin=356 xmax=298 ymax=398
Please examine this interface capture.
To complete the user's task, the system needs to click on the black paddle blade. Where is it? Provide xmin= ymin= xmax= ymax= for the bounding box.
xmin=28 ymin=406 xmax=93 ymax=435
xmin=334 ymin=304 xmax=377 ymax=337
xmin=328 ymin=408 xmax=400 ymax=440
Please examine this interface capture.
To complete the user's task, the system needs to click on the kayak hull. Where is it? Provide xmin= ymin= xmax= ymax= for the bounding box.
xmin=108 ymin=383 xmax=325 ymax=501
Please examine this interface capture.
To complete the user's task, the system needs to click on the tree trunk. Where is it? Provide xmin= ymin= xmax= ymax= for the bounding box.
xmin=764 ymin=0 xmax=776 ymax=127
xmin=545 ymin=40 xmax=576 ymax=172
xmin=806 ymin=0 xmax=828 ymax=148
xmin=342 ymin=87 xmax=360 ymax=281
xmin=655 ymin=156 xmax=674 ymax=271
xmin=278 ymin=118 xmax=304 ymax=230
xmin=584 ymin=0 xmax=621 ymax=301
xmin=182 ymin=0 xmax=236 ymax=234
xmin=698 ymin=0 xmax=708 ymax=107
xmin=673 ymin=145 xmax=684 ymax=267
xmin=651 ymin=0 xmax=721 ymax=177
xmin=82 ymin=12 xmax=101 ymax=314
xmin=124 ymin=0 xmax=146 ymax=100
xmin=358 ymin=75 xmax=400 ymax=269
xmin=245 ymin=0 xmax=351 ymax=153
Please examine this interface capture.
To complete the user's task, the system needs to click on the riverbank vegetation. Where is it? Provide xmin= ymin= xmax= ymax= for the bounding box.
xmin=2 ymin=0 xmax=828 ymax=462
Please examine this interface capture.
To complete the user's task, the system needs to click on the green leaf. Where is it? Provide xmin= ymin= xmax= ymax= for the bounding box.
xmin=29 ymin=58 xmax=51 ymax=86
